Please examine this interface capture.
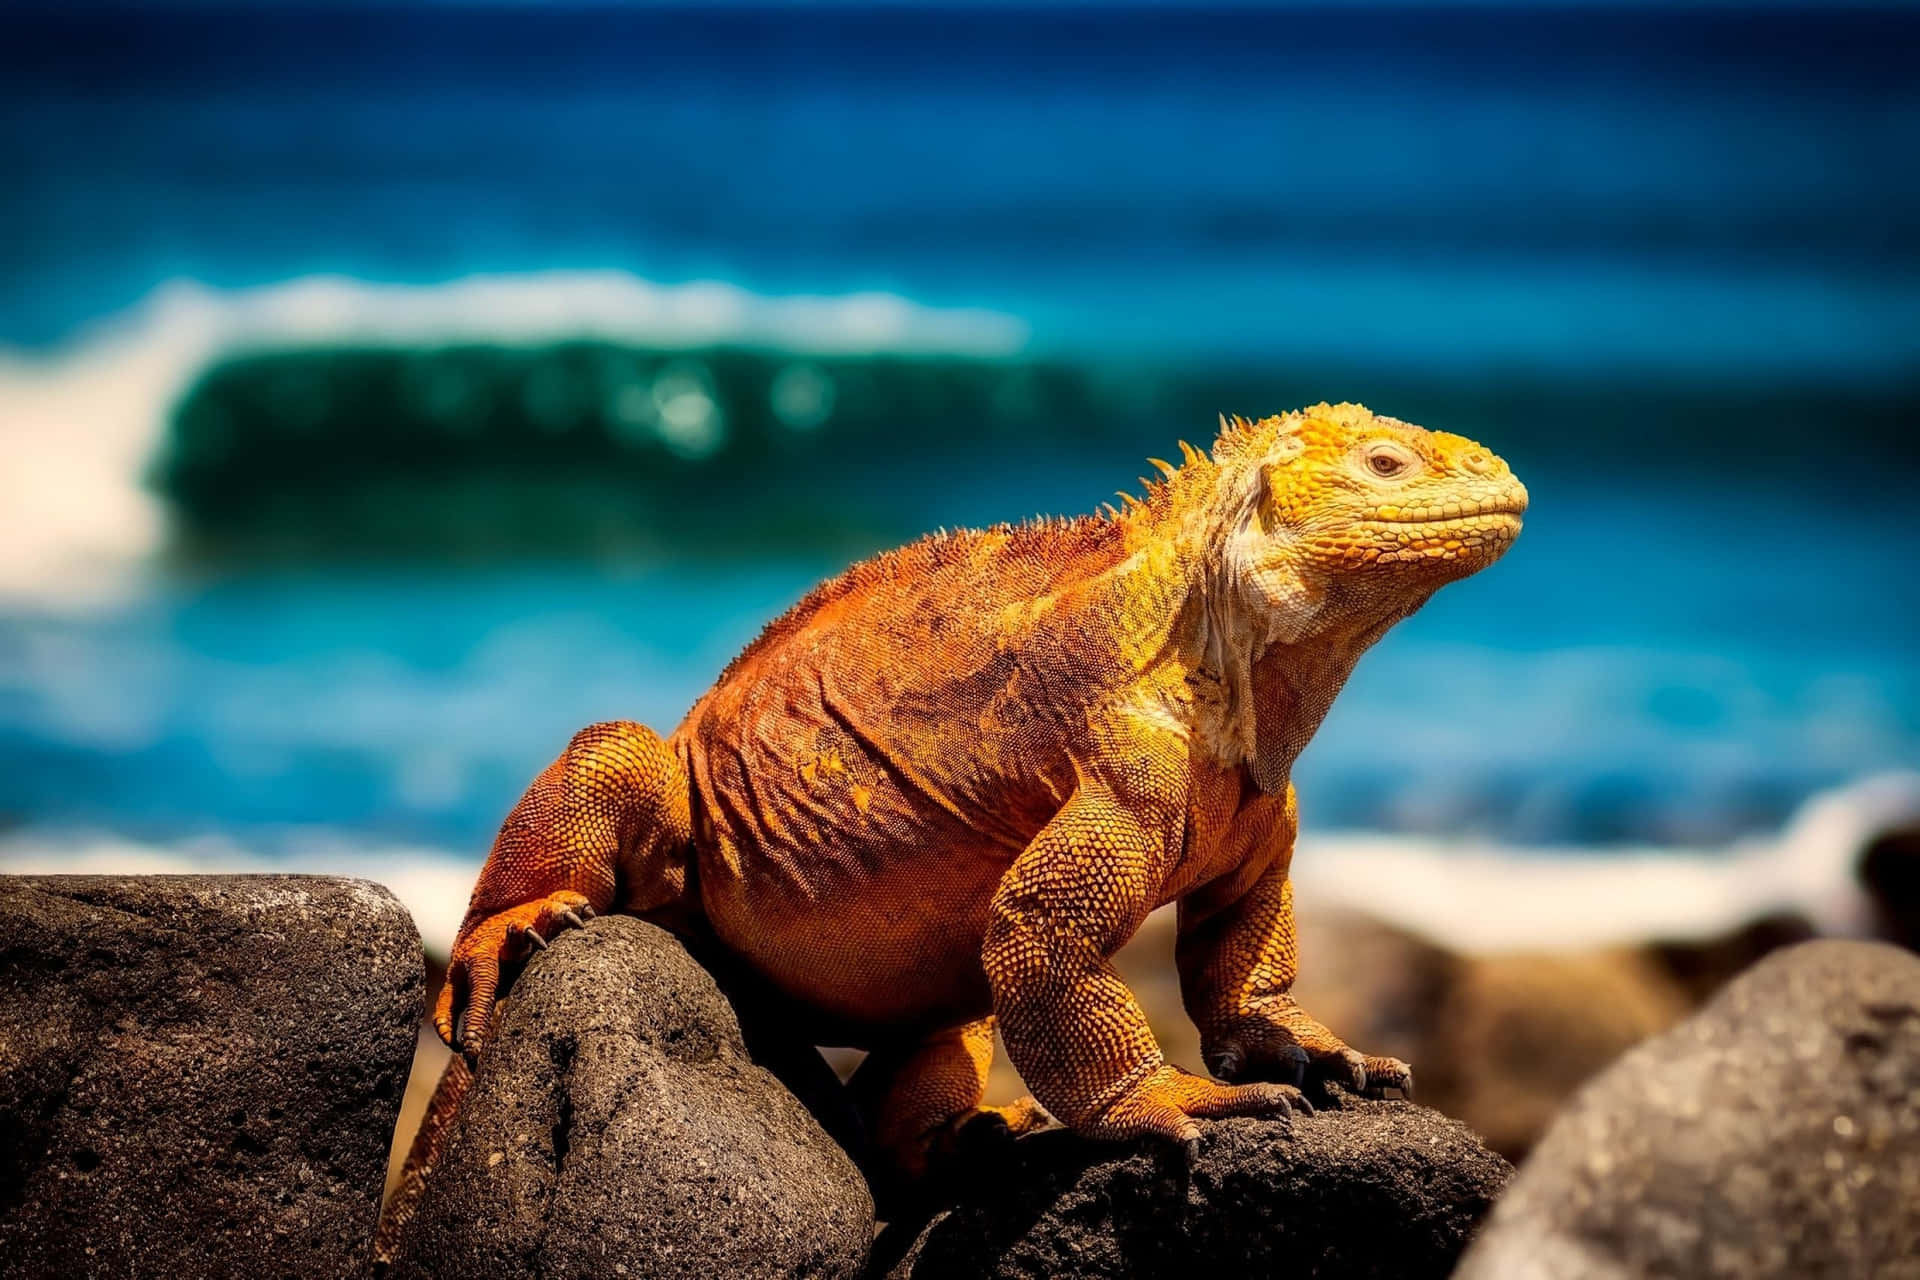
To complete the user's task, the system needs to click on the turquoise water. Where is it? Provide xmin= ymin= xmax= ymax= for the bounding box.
xmin=1 ymin=2 xmax=1916 ymax=859
xmin=5 ymin=484 xmax=1913 ymax=852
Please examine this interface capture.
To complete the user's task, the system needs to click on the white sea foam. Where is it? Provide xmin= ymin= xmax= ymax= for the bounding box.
xmin=0 ymin=272 xmax=1029 ymax=609
xmin=1293 ymin=771 xmax=1920 ymax=951
xmin=3 ymin=772 xmax=1915 ymax=961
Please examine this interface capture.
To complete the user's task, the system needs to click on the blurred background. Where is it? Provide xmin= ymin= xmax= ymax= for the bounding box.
xmin=3 ymin=0 xmax=1919 ymax=1157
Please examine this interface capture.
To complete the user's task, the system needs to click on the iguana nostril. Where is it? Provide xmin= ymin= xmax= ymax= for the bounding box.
xmin=1462 ymin=451 xmax=1494 ymax=475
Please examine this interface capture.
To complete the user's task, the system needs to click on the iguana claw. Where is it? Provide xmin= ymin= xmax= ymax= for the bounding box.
xmin=1322 ymin=1049 xmax=1415 ymax=1099
xmin=436 ymin=889 xmax=599 ymax=1057
xmin=1363 ymin=1056 xmax=1415 ymax=1099
xmin=1207 ymin=1040 xmax=1309 ymax=1088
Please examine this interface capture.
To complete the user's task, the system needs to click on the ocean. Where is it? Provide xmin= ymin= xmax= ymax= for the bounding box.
xmin=2 ymin=2 xmax=1917 ymax=952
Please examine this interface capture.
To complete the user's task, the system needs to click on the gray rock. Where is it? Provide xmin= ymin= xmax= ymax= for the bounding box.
xmin=879 ymin=1096 xmax=1511 ymax=1280
xmin=0 ymin=874 xmax=424 ymax=1280
xmin=1456 ymin=939 xmax=1920 ymax=1280
xmin=386 ymin=914 xmax=874 ymax=1280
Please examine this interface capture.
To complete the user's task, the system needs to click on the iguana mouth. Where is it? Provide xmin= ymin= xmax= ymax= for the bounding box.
xmin=1371 ymin=507 xmax=1525 ymax=527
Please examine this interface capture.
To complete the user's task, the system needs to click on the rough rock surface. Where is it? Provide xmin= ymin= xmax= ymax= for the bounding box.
xmin=879 ymin=1096 xmax=1511 ymax=1280
xmin=0 ymin=874 xmax=423 ymax=1280
xmin=386 ymin=914 xmax=874 ymax=1280
xmin=1457 ymin=940 xmax=1920 ymax=1280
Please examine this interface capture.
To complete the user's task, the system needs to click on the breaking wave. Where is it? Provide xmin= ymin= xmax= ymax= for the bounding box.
xmin=0 ymin=272 xmax=1028 ymax=606
xmin=1296 ymin=772 xmax=1920 ymax=952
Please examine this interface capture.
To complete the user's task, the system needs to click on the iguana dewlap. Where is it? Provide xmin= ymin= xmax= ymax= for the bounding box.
xmin=435 ymin=402 xmax=1526 ymax=1174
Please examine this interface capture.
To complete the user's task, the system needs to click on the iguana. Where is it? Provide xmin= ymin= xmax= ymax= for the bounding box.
xmin=432 ymin=401 xmax=1527 ymax=1177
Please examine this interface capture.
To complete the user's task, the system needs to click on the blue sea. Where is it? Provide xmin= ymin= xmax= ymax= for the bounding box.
xmin=2 ymin=2 xmax=1917 ymax=948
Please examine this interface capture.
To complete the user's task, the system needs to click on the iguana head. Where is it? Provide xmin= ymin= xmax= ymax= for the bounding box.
xmin=1210 ymin=401 xmax=1527 ymax=641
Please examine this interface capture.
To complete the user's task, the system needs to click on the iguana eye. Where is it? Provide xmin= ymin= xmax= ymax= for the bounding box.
xmin=1360 ymin=442 xmax=1417 ymax=480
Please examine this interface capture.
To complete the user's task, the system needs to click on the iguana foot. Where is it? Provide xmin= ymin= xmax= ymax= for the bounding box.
xmin=889 ymin=1097 xmax=1050 ymax=1182
xmin=435 ymin=891 xmax=596 ymax=1055
xmin=1309 ymin=1048 xmax=1415 ymax=1099
xmin=939 ymin=1097 xmax=1051 ymax=1166
xmin=1364 ymin=1054 xmax=1415 ymax=1098
xmin=1209 ymin=1041 xmax=1310 ymax=1087
xmin=1213 ymin=1041 xmax=1414 ymax=1099
xmin=956 ymin=1097 xmax=1051 ymax=1149
xmin=1205 ymin=1016 xmax=1414 ymax=1100
xmin=1086 ymin=1063 xmax=1311 ymax=1144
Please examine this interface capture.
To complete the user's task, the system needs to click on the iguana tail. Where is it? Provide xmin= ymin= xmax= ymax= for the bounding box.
xmin=372 ymin=1052 xmax=472 ymax=1274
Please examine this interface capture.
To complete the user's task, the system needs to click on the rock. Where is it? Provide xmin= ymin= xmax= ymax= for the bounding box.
xmin=880 ymin=1096 xmax=1511 ymax=1280
xmin=1646 ymin=911 xmax=1819 ymax=1005
xmin=1107 ymin=905 xmax=1707 ymax=1161
xmin=1289 ymin=907 xmax=1826 ymax=1161
xmin=385 ymin=914 xmax=874 ymax=1280
xmin=1456 ymin=940 xmax=1920 ymax=1280
xmin=0 ymin=874 xmax=423 ymax=1280
xmin=1286 ymin=908 xmax=1695 ymax=1160
xmin=1861 ymin=822 xmax=1920 ymax=951
xmin=1408 ymin=945 xmax=1693 ymax=1159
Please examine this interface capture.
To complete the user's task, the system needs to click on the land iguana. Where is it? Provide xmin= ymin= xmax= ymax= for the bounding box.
xmin=429 ymin=401 xmax=1527 ymax=1179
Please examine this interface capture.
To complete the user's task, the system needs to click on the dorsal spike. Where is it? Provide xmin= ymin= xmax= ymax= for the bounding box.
xmin=1147 ymin=457 xmax=1177 ymax=480
xmin=1177 ymin=439 xmax=1203 ymax=465
xmin=1218 ymin=412 xmax=1231 ymax=435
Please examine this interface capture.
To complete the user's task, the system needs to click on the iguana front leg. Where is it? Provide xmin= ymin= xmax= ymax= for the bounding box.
xmin=983 ymin=777 xmax=1310 ymax=1147
xmin=1176 ymin=792 xmax=1413 ymax=1096
xmin=436 ymin=720 xmax=694 ymax=1055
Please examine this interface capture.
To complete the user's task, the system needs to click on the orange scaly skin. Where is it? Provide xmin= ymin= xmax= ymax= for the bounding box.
xmin=435 ymin=402 xmax=1527 ymax=1173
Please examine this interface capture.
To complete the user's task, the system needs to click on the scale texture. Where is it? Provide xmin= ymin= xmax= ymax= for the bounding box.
xmin=434 ymin=401 xmax=1527 ymax=1175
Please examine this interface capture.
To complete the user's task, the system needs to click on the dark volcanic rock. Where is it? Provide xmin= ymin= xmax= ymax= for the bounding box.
xmin=0 ymin=874 xmax=423 ymax=1280
xmin=386 ymin=914 xmax=874 ymax=1280
xmin=1456 ymin=940 xmax=1920 ymax=1280
xmin=1861 ymin=822 xmax=1920 ymax=951
xmin=879 ymin=1096 xmax=1510 ymax=1280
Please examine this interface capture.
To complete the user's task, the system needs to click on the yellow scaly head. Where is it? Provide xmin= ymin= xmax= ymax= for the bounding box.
xmin=1211 ymin=402 xmax=1528 ymax=640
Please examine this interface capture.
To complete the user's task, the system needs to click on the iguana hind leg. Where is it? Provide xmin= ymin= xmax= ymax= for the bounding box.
xmin=851 ymin=1016 xmax=1049 ymax=1181
xmin=435 ymin=720 xmax=694 ymax=1054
